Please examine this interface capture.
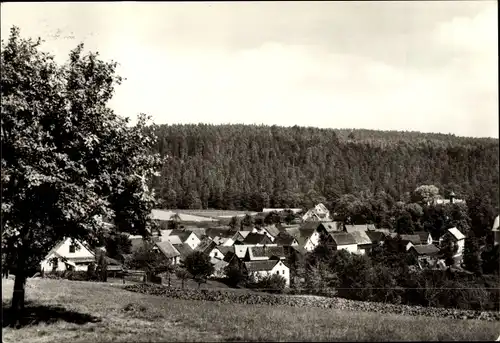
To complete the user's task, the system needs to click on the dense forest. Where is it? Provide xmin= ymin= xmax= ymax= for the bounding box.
xmin=150 ymin=124 xmax=499 ymax=213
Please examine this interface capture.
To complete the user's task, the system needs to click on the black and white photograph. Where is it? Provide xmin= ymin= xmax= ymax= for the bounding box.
xmin=1 ymin=1 xmax=499 ymax=341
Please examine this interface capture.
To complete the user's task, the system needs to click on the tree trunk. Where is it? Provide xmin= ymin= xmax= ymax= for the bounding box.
xmin=10 ymin=250 xmax=26 ymax=328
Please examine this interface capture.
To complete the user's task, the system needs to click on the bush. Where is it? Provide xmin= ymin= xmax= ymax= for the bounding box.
xmin=249 ymin=274 xmax=286 ymax=294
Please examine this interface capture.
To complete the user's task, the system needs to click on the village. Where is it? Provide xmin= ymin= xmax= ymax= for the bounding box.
xmin=39 ymin=196 xmax=500 ymax=289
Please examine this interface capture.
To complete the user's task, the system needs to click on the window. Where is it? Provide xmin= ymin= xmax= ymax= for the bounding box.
xmin=276 ymin=270 xmax=279 ymax=275
xmin=282 ymin=270 xmax=285 ymax=275
xmin=214 ymin=252 xmax=218 ymax=258
xmin=69 ymin=244 xmax=76 ymax=253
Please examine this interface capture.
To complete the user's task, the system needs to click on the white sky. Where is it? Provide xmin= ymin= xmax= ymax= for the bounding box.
xmin=1 ymin=1 xmax=498 ymax=138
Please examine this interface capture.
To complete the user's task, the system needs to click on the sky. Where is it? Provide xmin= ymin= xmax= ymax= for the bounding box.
xmin=1 ymin=1 xmax=498 ymax=138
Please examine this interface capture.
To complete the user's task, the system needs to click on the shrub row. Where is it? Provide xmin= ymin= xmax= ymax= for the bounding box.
xmin=124 ymin=283 xmax=500 ymax=322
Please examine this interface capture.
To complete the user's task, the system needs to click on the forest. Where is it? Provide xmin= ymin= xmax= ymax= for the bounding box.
xmin=150 ymin=124 xmax=499 ymax=213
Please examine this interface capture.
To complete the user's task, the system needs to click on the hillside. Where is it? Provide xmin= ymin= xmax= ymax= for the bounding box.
xmin=2 ymin=278 xmax=499 ymax=342
xmin=150 ymin=124 xmax=499 ymax=211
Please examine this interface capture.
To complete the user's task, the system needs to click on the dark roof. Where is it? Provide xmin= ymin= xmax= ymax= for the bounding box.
xmin=414 ymin=231 xmax=431 ymax=243
xmin=321 ymin=221 xmax=343 ymax=232
xmin=247 ymin=246 xmax=286 ymax=260
xmin=170 ymin=229 xmax=193 ymax=242
xmin=330 ymin=232 xmax=357 ymax=245
xmin=206 ymin=227 xmax=235 ymax=239
xmin=262 ymin=225 xmax=281 ymax=237
xmin=350 ymin=231 xmax=372 ymax=245
xmin=366 ymin=231 xmax=386 ymax=243
xmin=244 ymin=260 xmax=280 ymax=272
xmin=290 ymin=245 xmax=308 ymax=255
xmin=274 ymin=234 xmax=297 ymax=246
xmin=300 ymin=222 xmax=321 ymax=231
xmin=400 ymin=234 xmax=421 ymax=245
xmin=344 ymin=224 xmax=369 ymax=233
xmin=173 ymin=243 xmax=194 ymax=259
xmin=217 ymin=246 xmax=235 ymax=256
xmin=155 ymin=241 xmax=181 ymax=258
xmin=285 ymin=227 xmax=300 ymax=238
xmin=223 ymin=250 xmax=239 ymax=263
xmin=410 ymin=244 xmax=440 ymax=256
xmin=196 ymin=238 xmax=218 ymax=255
xmin=298 ymin=228 xmax=316 ymax=238
xmin=242 ymin=233 xmax=273 ymax=245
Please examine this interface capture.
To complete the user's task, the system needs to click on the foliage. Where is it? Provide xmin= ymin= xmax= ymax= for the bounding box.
xmin=251 ymin=274 xmax=286 ymax=294
xmin=183 ymin=251 xmax=215 ymax=288
xmin=175 ymin=267 xmax=191 ymax=289
xmin=1 ymin=26 xmax=164 ymax=324
xmin=152 ymin=125 xmax=499 ymax=212
xmin=463 ymin=236 xmax=482 ymax=275
xmin=125 ymin=241 xmax=172 ymax=282
xmin=481 ymin=244 xmax=500 ymax=275
xmin=224 ymin=263 xmax=248 ymax=288
xmin=103 ymin=233 xmax=132 ymax=262
xmin=412 ymin=185 xmax=440 ymax=205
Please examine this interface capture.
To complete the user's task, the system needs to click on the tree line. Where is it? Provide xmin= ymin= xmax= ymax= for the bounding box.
xmin=150 ymin=124 xmax=499 ymax=212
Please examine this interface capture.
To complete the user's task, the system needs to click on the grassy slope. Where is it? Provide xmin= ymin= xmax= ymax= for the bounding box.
xmin=2 ymin=278 xmax=499 ymax=342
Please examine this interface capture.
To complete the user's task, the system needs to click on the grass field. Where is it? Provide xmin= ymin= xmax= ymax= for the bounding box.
xmin=2 ymin=278 xmax=499 ymax=342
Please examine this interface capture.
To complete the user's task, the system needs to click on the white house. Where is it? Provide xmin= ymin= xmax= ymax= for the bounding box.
xmin=164 ymin=229 xmax=201 ymax=251
xmin=439 ymin=227 xmax=465 ymax=256
xmin=154 ymin=240 xmax=181 ymax=265
xmin=329 ymin=233 xmax=358 ymax=254
xmin=251 ymin=227 xmax=276 ymax=242
xmin=244 ymin=260 xmax=290 ymax=287
xmin=40 ymin=238 xmax=96 ymax=272
xmin=492 ymin=215 xmax=500 ymax=246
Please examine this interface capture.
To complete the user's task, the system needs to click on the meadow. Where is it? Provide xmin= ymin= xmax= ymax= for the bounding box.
xmin=2 ymin=278 xmax=499 ymax=342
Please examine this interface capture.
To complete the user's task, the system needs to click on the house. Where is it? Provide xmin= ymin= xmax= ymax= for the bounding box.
xmin=165 ymin=230 xmax=201 ymax=250
xmin=414 ymin=231 xmax=433 ymax=245
xmin=242 ymin=233 xmax=275 ymax=246
xmin=399 ymin=234 xmax=422 ymax=247
xmin=439 ymin=227 xmax=466 ymax=256
xmin=40 ymin=238 xmax=96 ymax=272
xmin=251 ymin=226 xmax=278 ymax=241
xmin=244 ymin=260 xmax=290 ymax=287
xmin=408 ymin=244 xmax=440 ymax=269
xmin=154 ymin=240 xmax=181 ymax=265
xmin=329 ymin=232 xmax=358 ymax=253
xmin=427 ymin=192 xmax=465 ymax=206
xmin=245 ymin=246 xmax=286 ymax=261
xmin=196 ymin=238 xmax=226 ymax=260
xmin=274 ymin=233 xmax=299 ymax=247
xmin=350 ymin=231 xmax=373 ymax=255
xmin=366 ymin=231 xmax=386 ymax=246
xmin=206 ymin=228 xmax=235 ymax=240
xmin=302 ymin=203 xmax=332 ymax=222
xmin=173 ymin=243 xmax=194 ymax=262
xmin=492 ymin=215 xmax=500 ymax=246
xmin=295 ymin=226 xmax=322 ymax=252
xmin=369 ymin=227 xmax=391 ymax=235
xmin=344 ymin=224 xmax=369 ymax=234
xmin=235 ymin=231 xmax=251 ymax=242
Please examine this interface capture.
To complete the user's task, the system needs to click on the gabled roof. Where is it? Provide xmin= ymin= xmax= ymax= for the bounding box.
xmin=211 ymin=258 xmax=229 ymax=271
xmin=218 ymin=246 xmax=235 ymax=256
xmin=410 ymin=244 xmax=440 ymax=256
xmin=242 ymin=233 xmax=273 ymax=245
xmin=446 ymin=227 xmax=465 ymax=240
xmin=298 ymin=228 xmax=316 ymax=239
xmin=290 ymin=245 xmax=308 ymax=255
xmin=493 ymin=215 xmax=499 ymax=231
xmin=322 ymin=221 xmax=343 ymax=232
xmin=344 ymin=224 xmax=369 ymax=233
xmin=414 ymin=231 xmax=431 ymax=243
xmin=285 ymin=227 xmax=300 ymax=238
xmin=274 ymin=234 xmax=297 ymax=246
xmin=155 ymin=240 xmax=181 ymax=259
xmin=165 ymin=235 xmax=183 ymax=245
xmin=244 ymin=260 xmax=280 ymax=272
xmin=366 ymin=231 xmax=386 ymax=243
xmin=206 ymin=227 xmax=235 ymax=239
xmin=247 ymin=246 xmax=286 ymax=260
xmin=44 ymin=238 xmax=96 ymax=260
xmin=173 ymin=243 xmax=194 ymax=259
xmin=239 ymin=231 xmax=251 ymax=239
xmin=366 ymin=224 xmax=376 ymax=231
xmin=196 ymin=238 xmax=218 ymax=255
xmin=350 ymin=231 xmax=372 ymax=245
xmin=399 ymin=234 xmax=421 ymax=245
xmin=262 ymin=225 xmax=281 ymax=237
xmin=300 ymin=222 xmax=321 ymax=231
xmin=329 ymin=232 xmax=357 ymax=245
xmin=169 ymin=229 xmax=194 ymax=242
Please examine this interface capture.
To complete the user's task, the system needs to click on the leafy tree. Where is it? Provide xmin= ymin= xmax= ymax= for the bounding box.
xmin=240 ymin=214 xmax=254 ymax=229
xmin=224 ymin=263 xmax=248 ymax=287
xmin=1 ymin=27 xmax=163 ymax=326
xmin=95 ymin=251 xmax=108 ymax=282
xmin=254 ymin=274 xmax=286 ymax=294
xmin=228 ymin=216 xmax=240 ymax=230
xmin=125 ymin=241 xmax=172 ymax=282
xmin=440 ymin=234 xmax=458 ymax=268
xmin=463 ymin=236 xmax=482 ymax=275
xmin=264 ymin=211 xmax=281 ymax=225
xmin=104 ymin=233 xmax=132 ymax=262
xmin=175 ymin=267 xmax=191 ymax=289
xmin=183 ymin=251 xmax=214 ymax=288
xmin=412 ymin=185 xmax=440 ymax=205
xmin=481 ymin=244 xmax=500 ymax=275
